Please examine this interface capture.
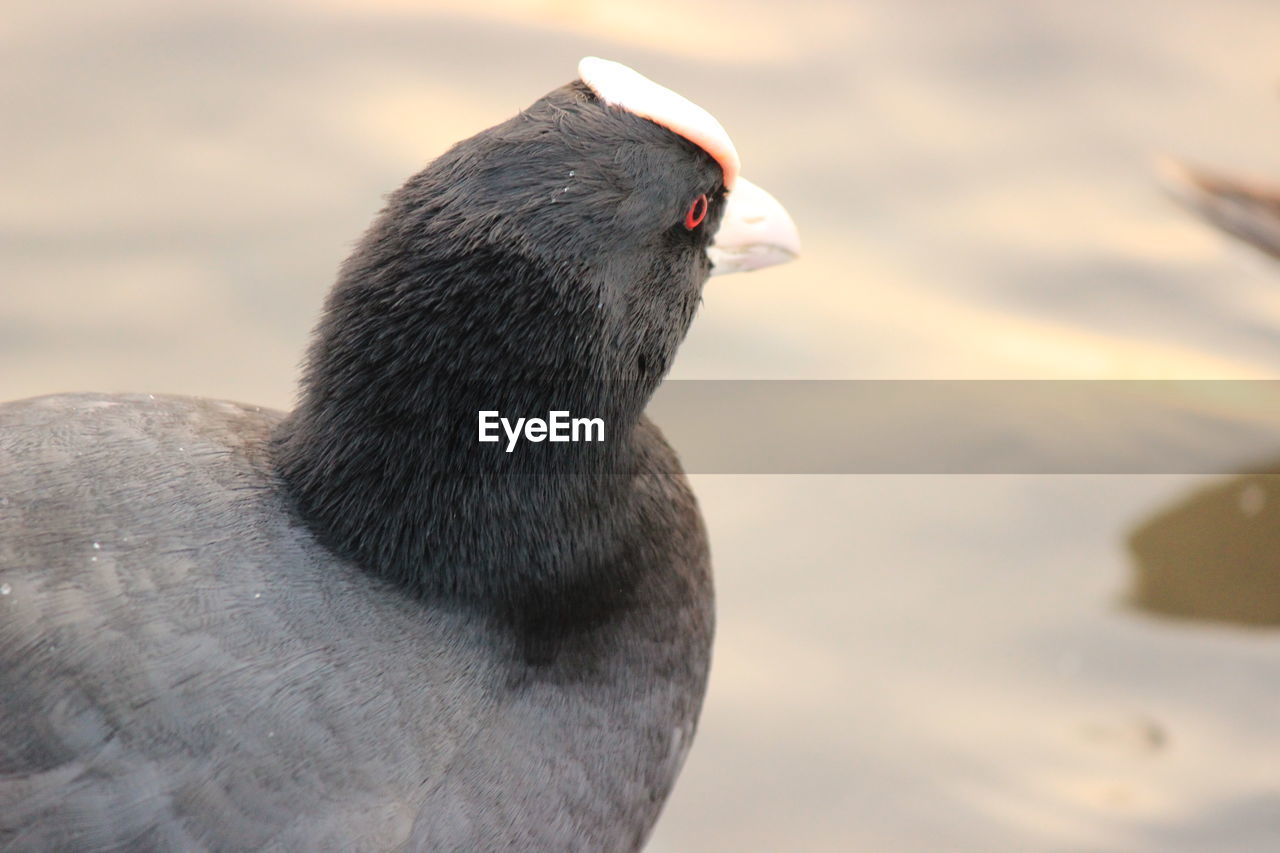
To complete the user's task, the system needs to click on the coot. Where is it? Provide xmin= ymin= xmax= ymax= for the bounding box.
xmin=0 ymin=58 xmax=799 ymax=852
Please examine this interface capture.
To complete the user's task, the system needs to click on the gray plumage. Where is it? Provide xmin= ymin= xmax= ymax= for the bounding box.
xmin=0 ymin=394 xmax=711 ymax=851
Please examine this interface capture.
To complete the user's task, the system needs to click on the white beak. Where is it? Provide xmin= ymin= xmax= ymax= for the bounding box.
xmin=707 ymin=176 xmax=801 ymax=276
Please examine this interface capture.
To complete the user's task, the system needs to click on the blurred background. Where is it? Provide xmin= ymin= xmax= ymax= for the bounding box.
xmin=6 ymin=1 xmax=1280 ymax=850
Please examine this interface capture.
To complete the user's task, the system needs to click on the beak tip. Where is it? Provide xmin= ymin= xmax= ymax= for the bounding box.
xmin=707 ymin=175 xmax=801 ymax=277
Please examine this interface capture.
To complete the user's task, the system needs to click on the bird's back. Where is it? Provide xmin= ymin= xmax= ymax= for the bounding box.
xmin=0 ymin=393 xmax=712 ymax=852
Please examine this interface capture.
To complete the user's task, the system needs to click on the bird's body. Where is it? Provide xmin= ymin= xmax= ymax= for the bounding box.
xmin=0 ymin=393 xmax=710 ymax=851
xmin=0 ymin=59 xmax=797 ymax=850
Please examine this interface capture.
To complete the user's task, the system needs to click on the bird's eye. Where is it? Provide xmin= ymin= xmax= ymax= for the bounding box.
xmin=683 ymin=194 xmax=708 ymax=230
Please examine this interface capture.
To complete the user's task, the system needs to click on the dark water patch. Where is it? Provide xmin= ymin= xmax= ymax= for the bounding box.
xmin=1128 ymin=466 xmax=1280 ymax=626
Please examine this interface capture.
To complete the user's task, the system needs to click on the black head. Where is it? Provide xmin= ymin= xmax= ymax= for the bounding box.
xmin=317 ymin=80 xmax=730 ymax=398
xmin=430 ymin=80 xmax=730 ymax=277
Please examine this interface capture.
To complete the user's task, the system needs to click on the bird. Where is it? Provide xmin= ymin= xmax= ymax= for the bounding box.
xmin=0 ymin=57 xmax=799 ymax=852
xmin=1158 ymin=157 xmax=1280 ymax=262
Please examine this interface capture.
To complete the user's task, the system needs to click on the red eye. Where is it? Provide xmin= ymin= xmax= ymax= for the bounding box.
xmin=683 ymin=194 xmax=708 ymax=230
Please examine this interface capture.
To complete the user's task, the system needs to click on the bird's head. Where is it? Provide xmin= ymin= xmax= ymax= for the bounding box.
xmin=298 ymin=57 xmax=801 ymax=450
xmin=320 ymin=58 xmax=799 ymax=389
xmin=396 ymin=57 xmax=798 ymax=281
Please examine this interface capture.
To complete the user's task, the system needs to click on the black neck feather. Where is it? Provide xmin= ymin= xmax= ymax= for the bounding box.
xmin=271 ymin=216 xmax=665 ymax=619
